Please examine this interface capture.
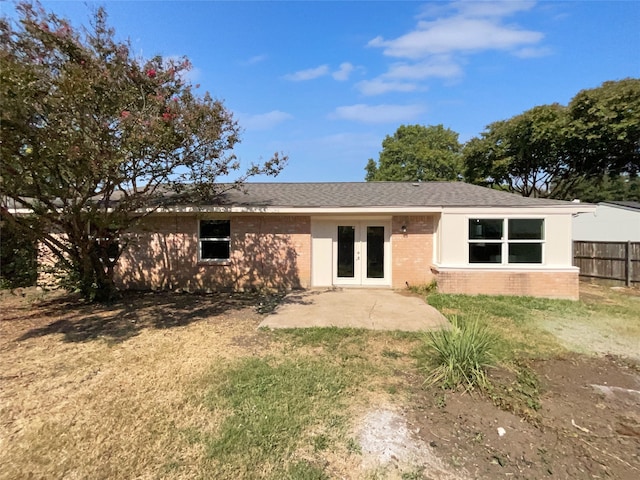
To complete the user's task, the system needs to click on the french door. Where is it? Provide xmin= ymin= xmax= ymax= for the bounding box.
xmin=333 ymin=222 xmax=390 ymax=286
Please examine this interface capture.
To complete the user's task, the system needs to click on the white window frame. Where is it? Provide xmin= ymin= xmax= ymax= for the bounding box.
xmin=468 ymin=218 xmax=545 ymax=265
xmin=198 ymin=219 xmax=231 ymax=263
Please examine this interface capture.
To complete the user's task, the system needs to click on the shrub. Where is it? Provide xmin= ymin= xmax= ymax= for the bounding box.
xmin=422 ymin=316 xmax=497 ymax=391
xmin=409 ymin=279 xmax=438 ymax=297
xmin=0 ymin=224 xmax=37 ymax=289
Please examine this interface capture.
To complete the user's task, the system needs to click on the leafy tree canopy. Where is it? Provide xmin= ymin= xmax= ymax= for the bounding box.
xmin=464 ymin=78 xmax=640 ymax=200
xmin=560 ymin=174 xmax=640 ymax=203
xmin=463 ymin=104 xmax=568 ymax=197
xmin=0 ymin=2 xmax=285 ymax=301
xmin=365 ymin=124 xmax=463 ymax=182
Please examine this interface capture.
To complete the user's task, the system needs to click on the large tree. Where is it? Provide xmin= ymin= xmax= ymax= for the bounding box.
xmin=464 ymin=79 xmax=640 ymax=200
xmin=566 ymin=78 xmax=640 ymax=178
xmin=463 ymin=104 xmax=569 ymax=197
xmin=560 ymin=174 xmax=640 ymax=203
xmin=365 ymin=124 xmax=463 ymax=182
xmin=0 ymin=3 xmax=285 ymax=301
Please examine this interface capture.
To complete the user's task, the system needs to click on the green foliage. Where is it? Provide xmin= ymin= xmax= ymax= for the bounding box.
xmin=365 ymin=124 xmax=463 ymax=182
xmin=415 ymin=291 xmax=640 ymax=422
xmin=417 ymin=294 xmax=555 ymax=422
xmin=420 ymin=316 xmax=497 ymax=391
xmin=202 ymin=357 xmax=353 ymax=478
xmin=424 ymin=293 xmax=574 ymax=360
xmin=464 ymin=104 xmax=568 ymax=197
xmin=0 ymin=222 xmax=37 ymax=288
xmin=408 ymin=280 xmax=438 ymax=297
xmin=556 ymin=173 xmax=640 ymax=203
xmin=0 ymin=2 xmax=285 ymax=301
xmin=567 ymin=78 xmax=640 ymax=178
xmin=464 ymin=78 xmax=640 ymax=200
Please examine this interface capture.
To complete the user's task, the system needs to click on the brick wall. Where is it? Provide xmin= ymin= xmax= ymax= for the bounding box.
xmin=36 ymin=236 xmax=66 ymax=290
xmin=435 ymin=269 xmax=579 ymax=299
xmin=391 ymin=215 xmax=436 ymax=289
xmin=117 ymin=214 xmax=311 ymax=292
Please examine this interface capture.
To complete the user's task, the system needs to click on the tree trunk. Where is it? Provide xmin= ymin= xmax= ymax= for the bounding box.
xmin=72 ymin=237 xmax=119 ymax=302
xmin=89 ymin=247 xmax=119 ymax=302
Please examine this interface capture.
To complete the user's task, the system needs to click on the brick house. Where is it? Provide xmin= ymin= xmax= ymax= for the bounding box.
xmin=115 ymin=182 xmax=594 ymax=299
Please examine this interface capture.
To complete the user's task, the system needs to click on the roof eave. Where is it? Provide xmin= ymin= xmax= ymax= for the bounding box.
xmin=150 ymin=205 xmax=446 ymax=214
xmin=150 ymin=203 xmax=597 ymax=215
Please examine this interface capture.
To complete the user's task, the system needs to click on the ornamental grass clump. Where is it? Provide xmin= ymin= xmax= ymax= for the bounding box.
xmin=423 ymin=316 xmax=497 ymax=391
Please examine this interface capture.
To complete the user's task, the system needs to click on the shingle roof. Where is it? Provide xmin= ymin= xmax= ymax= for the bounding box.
xmin=602 ymin=201 xmax=640 ymax=211
xmin=208 ymin=182 xmax=580 ymax=208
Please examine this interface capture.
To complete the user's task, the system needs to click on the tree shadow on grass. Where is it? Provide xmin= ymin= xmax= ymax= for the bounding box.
xmin=16 ymin=291 xmax=265 ymax=344
xmin=18 ymin=216 xmax=313 ymax=343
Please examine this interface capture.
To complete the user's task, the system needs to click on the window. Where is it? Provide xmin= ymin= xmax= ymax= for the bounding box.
xmin=469 ymin=218 xmax=544 ymax=264
xmin=507 ymin=219 xmax=544 ymax=263
xmin=199 ymin=220 xmax=230 ymax=261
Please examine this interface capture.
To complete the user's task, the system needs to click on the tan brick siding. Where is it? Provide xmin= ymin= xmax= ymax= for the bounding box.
xmin=435 ymin=269 xmax=579 ymax=299
xmin=38 ymin=212 xmax=577 ymax=299
xmin=37 ymin=237 xmax=66 ymax=289
xmin=117 ymin=215 xmax=311 ymax=292
xmin=391 ymin=216 xmax=436 ymax=289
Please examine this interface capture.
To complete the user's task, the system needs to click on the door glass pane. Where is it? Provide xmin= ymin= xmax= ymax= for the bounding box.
xmin=367 ymin=226 xmax=385 ymax=278
xmin=337 ymin=226 xmax=355 ymax=278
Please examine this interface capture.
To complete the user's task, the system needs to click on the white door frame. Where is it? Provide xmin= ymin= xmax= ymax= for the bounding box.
xmin=332 ymin=220 xmax=391 ymax=286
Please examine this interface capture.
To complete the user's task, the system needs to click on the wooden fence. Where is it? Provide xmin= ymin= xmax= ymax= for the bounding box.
xmin=573 ymin=241 xmax=640 ymax=287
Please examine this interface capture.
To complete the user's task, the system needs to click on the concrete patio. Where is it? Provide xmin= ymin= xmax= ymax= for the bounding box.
xmin=259 ymin=288 xmax=449 ymax=332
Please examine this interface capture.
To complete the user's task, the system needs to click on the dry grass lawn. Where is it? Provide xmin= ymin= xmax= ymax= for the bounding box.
xmin=0 ymin=290 xmax=414 ymax=479
xmin=0 ymin=291 xmax=280 ymax=479
xmin=1 ymin=283 xmax=638 ymax=479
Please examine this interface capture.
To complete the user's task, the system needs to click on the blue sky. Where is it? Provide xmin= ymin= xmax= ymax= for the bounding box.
xmin=5 ymin=1 xmax=640 ymax=182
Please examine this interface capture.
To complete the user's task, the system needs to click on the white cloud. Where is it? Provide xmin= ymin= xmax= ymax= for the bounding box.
xmin=240 ymin=110 xmax=293 ymax=130
xmin=453 ymin=0 xmax=536 ymax=18
xmin=369 ymin=17 xmax=543 ymax=58
xmin=361 ymin=1 xmax=547 ymax=95
xmin=283 ymin=65 xmax=330 ymax=81
xmin=357 ymin=79 xmax=419 ymax=96
xmin=513 ymin=46 xmax=553 ymax=58
xmin=357 ymin=57 xmax=460 ymax=96
xmin=332 ymin=62 xmax=355 ymax=81
xmin=416 ymin=1 xmax=536 ymax=21
xmin=240 ymin=54 xmax=268 ymax=66
xmin=331 ymin=104 xmax=426 ymax=124
xmin=284 ymin=63 xmax=358 ymax=82
xmin=385 ymin=57 xmax=463 ymax=80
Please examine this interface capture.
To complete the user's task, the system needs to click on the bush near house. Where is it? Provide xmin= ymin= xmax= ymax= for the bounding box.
xmin=0 ymin=224 xmax=37 ymax=288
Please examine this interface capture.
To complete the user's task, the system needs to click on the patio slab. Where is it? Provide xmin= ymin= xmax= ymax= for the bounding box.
xmin=259 ymin=288 xmax=449 ymax=332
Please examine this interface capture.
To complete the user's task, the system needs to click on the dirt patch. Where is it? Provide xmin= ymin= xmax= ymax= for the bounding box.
xmin=539 ymin=316 xmax=640 ymax=361
xmin=405 ymin=354 xmax=640 ymax=479
xmin=537 ymin=283 xmax=640 ymax=361
xmin=357 ymin=407 xmax=467 ymax=479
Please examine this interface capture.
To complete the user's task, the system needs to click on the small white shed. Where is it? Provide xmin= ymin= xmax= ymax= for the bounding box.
xmin=573 ymin=201 xmax=640 ymax=242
